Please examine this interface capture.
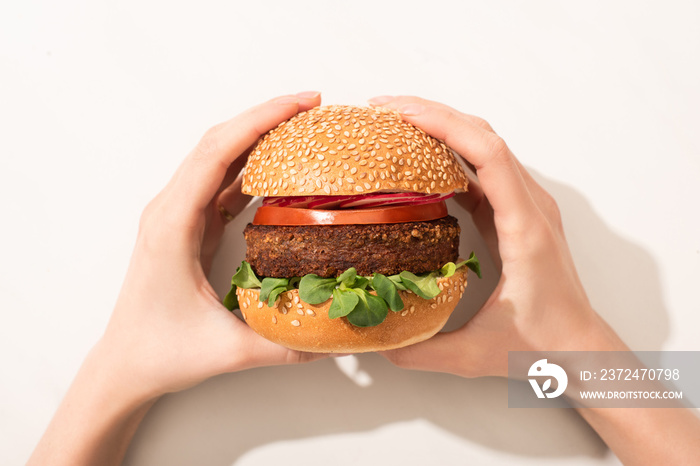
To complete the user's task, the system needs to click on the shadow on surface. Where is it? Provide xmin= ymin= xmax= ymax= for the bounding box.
xmin=124 ymin=174 xmax=668 ymax=465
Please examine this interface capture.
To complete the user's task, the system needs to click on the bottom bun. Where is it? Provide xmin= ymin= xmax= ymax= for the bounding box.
xmin=236 ymin=267 xmax=468 ymax=353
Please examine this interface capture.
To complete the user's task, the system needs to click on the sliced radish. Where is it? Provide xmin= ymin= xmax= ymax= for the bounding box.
xmin=307 ymin=195 xmax=357 ymax=209
xmin=336 ymin=192 xmax=417 ymax=208
xmin=262 ymin=192 xmax=455 ymax=210
xmin=355 ymin=193 xmax=455 ymax=209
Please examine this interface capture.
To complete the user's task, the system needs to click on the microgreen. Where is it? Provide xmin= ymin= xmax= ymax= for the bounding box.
xmin=298 ymin=274 xmax=336 ymax=304
xmin=456 ymin=251 xmax=482 ymax=279
xmin=388 ymin=274 xmax=408 ymax=291
xmin=398 ymin=271 xmax=442 ymax=299
xmin=328 ymin=288 xmax=360 ymax=319
xmin=260 ymin=277 xmax=289 ymax=303
xmin=225 ymin=253 xmax=480 ymax=327
xmin=222 ymin=286 xmax=239 ymax=311
xmin=371 ymin=273 xmax=404 ymax=312
xmin=345 ymin=289 xmax=388 ymax=327
xmin=440 ymin=262 xmax=457 ymax=277
xmin=337 ymin=267 xmax=357 ymax=287
xmin=223 ymin=261 xmax=263 ymax=311
xmin=231 ymin=261 xmax=262 ymax=289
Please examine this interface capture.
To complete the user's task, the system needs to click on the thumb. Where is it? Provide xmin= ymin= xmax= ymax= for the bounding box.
xmin=217 ymin=319 xmax=329 ymax=372
xmin=379 ymin=326 xmax=490 ymax=378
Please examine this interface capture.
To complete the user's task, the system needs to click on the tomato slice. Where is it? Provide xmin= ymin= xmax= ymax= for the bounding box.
xmin=252 ymin=201 xmax=448 ymax=226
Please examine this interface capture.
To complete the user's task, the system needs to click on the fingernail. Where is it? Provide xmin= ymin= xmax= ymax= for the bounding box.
xmin=368 ymin=95 xmax=395 ymax=106
xmin=296 ymin=90 xmax=321 ymax=99
xmin=398 ymin=103 xmax=424 ymax=116
xmin=274 ymin=96 xmax=299 ymax=105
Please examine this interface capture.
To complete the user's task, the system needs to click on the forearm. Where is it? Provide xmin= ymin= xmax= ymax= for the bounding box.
xmin=577 ymin=406 xmax=700 ymax=465
xmin=573 ymin=316 xmax=700 ymax=464
xmin=28 ymin=342 xmax=157 ymax=466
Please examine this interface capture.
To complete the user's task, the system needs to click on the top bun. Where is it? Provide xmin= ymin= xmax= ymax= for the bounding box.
xmin=242 ymin=105 xmax=469 ymax=197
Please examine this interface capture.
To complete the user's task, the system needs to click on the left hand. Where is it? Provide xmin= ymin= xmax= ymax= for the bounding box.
xmin=97 ymin=92 xmax=327 ymax=403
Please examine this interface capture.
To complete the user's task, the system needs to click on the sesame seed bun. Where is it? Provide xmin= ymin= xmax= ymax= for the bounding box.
xmin=242 ymin=105 xmax=469 ymax=197
xmin=236 ymin=266 xmax=468 ymax=353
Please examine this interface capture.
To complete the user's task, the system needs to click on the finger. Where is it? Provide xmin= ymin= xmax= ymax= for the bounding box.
xmin=371 ymin=96 xmax=540 ymax=235
xmin=511 ymin=157 xmax=563 ymax=230
xmin=243 ymin=336 xmax=331 ymax=369
xmin=450 ymin=167 xmax=500 ymax=266
xmin=453 ymin=169 xmax=483 ymax=215
xmin=370 ymin=96 xmax=497 ymax=135
xmin=215 ymin=317 xmax=330 ymax=372
xmin=214 ymin=147 xmax=250 ymax=200
xmin=200 ymin=174 xmax=253 ymax=273
xmin=200 ymin=149 xmax=253 ymax=272
xmin=216 ymin=174 xmax=253 ymax=225
xmin=168 ymin=92 xmax=322 ymax=223
xmin=380 ymin=329 xmax=480 ymax=377
xmin=454 ymin=191 xmax=501 ymax=270
xmin=372 ymin=96 xmax=555 ymax=227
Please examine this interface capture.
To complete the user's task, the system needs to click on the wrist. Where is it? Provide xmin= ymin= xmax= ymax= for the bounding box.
xmin=535 ymin=306 xmax=628 ymax=353
xmin=28 ymin=341 xmax=158 ymax=466
xmin=571 ymin=310 xmax=628 ymax=352
xmin=86 ymin=338 xmax=162 ymax=409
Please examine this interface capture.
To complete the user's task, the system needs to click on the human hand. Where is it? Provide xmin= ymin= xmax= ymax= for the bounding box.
xmin=371 ymin=96 xmax=625 ymax=378
xmin=96 ymin=92 xmax=328 ymax=403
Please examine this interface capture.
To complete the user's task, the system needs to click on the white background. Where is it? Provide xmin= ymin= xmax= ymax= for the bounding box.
xmin=2 ymin=1 xmax=699 ymax=464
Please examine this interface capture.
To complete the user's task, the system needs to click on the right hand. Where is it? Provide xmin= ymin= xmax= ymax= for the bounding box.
xmin=370 ymin=96 xmax=625 ymax=378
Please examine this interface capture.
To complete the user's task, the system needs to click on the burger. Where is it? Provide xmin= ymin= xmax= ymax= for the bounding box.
xmin=223 ymin=105 xmax=480 ymax=353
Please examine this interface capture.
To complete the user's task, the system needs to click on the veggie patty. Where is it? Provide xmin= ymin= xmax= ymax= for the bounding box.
xmin=244 ymin=216 xmax=460 ymax=278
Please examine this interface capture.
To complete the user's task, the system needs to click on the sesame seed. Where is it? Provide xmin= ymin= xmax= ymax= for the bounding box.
xmin=272 ymin=315 xmax=277 ymax=324
xmin=401 ymin=310 xmax=408 ymax=316
xmin=242 ymin=105 xmax=469 ymax=196
xmin=306 ymin=309 xmax=316 ymax=316
xmin=291 ymin=320 xmax=301 ymax=327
